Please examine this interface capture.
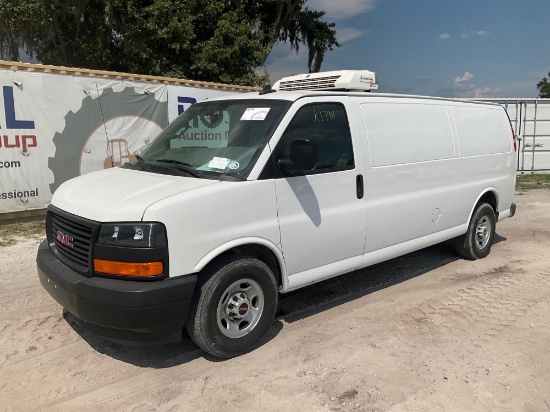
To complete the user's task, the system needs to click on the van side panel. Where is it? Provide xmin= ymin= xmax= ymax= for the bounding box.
xmin=449 ymin=104 xmax=516 ymax=217
xmin=364 ymin=103 xmax=456 ymax=167
xmin=451 ymin=105 xmax=512 ymax=157
xmin=360 ymin=101 xmax=460 ymax=252
xmin=360 ymin=99 xmax=515 ymax=255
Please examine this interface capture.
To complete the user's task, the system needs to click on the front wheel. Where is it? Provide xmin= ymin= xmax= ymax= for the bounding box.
xmin=186 ymin=255 xmax=278 ymax=358
xmin=455 ymin=202 xmax=496 ymax=260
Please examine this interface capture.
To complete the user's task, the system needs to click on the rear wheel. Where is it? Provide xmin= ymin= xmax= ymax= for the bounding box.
xmin=455 ymin=202 xmax=496 ymax=260
xmin=186 ymin=255 xmax=278 ymax=358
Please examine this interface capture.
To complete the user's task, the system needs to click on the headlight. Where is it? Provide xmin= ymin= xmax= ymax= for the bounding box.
xmin=97 ymin=223 xmax=166 ymax=247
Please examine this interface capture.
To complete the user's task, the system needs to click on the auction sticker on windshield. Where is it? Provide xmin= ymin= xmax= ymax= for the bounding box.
xmin=208 ymin=157 xmax=230 ymax=169
xmin=240 ymin=108 xmax=271 ymax=121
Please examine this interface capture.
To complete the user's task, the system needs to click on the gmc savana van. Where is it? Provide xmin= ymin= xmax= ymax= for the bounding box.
xmin=37 ymin=70 xmax=516 ymax=358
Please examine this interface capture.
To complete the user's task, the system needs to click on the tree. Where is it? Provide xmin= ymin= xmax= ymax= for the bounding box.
xmin=538 ymin=72 xmax=550 ymax=98
xmin=0 ymin=0 xmax=339 ymax=86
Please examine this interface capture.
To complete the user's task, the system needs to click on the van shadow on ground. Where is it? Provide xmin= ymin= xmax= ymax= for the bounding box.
xmin=278 ymin=233 xmax=506 ymax=323
xmin=64 ymin=234 xmax=506 ymax=367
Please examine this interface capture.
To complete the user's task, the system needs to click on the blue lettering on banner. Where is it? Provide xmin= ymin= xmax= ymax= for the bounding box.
xmin=177 ymin=96 xmax=198 ymax=128
xmin=177 ymin=96 xmax=197 ymax=115
xmin=1 ymin=86 xmax=35 ymax=129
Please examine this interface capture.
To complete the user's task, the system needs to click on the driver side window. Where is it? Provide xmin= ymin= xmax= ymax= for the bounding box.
xmin=279 ymin=102 xmax=354 ymax=174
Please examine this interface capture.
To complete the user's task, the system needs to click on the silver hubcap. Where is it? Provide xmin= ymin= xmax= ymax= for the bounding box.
xmin=217 ymin=278 xmax=264 ymax=338
xmin=475 ymin=216 xmax=492 ymax=249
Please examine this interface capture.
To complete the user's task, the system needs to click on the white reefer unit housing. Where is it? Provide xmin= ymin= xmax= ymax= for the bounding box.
xmin=273 ymin=69 xmax=378 ymax=91
xmin=37 ymin=70 xmax=516 ymax=359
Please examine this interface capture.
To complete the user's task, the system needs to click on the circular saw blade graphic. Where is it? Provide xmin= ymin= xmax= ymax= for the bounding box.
xmin=48 ymin=87 xmax=167 ymax=193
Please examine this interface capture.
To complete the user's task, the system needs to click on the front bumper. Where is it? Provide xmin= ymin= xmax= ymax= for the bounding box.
xmin=37 ymin=240 xmax=197 ymax=346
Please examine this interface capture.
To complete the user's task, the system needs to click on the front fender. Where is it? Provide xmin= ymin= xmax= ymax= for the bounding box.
xmin=193 ymin=237 xmax=289 ymax=292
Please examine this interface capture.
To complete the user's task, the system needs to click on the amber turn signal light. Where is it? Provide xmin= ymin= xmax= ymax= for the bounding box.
xmin=94 ymin=259 xmax=164 ymax=277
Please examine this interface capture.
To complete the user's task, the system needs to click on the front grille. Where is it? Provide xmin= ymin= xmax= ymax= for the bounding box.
xmin=49 ymin=210 xmax=93 ymax=270
xmin=278 ymin=75 xmax=341 ymax=91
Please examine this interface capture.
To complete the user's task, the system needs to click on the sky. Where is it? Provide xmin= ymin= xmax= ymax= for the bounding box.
xmin=265 ymin=0 xmax=550 ymax=98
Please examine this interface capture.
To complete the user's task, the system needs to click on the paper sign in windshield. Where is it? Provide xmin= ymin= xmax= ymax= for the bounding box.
xmin=240 ymin=108 xmax=271 ymax=121
xmin=208 ymin=157 xmax=230 ymax=169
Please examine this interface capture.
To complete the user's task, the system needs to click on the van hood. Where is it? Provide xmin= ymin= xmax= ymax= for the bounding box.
xmin=51 ymin=168 xmax=218 ymax=222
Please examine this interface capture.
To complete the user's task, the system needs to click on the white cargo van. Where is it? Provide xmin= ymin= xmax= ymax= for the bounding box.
xmin=37 ymin=70 xmax=516 ymax=358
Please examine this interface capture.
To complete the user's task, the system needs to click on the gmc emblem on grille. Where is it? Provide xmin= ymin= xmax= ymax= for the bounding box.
xmin=56 ymin=231 xmax=74 ymax=249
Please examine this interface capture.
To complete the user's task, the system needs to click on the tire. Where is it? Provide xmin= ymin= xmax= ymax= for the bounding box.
xmin=186 ymin=255 xmax=278 ymax=358
xmin=455 ymin=202 xmax=496 ymax=260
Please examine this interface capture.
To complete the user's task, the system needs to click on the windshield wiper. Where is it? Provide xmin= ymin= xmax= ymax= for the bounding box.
xmin=152 ymin=158 xmax=203 ymax=178
xmin=133 ymin=154 xmax=149 ymax=170
xmin=154 ymin=158 xmax=194 ymax=167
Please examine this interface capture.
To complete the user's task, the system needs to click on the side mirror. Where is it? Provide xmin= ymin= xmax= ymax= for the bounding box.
xmin=278 ymin=139 xmax=318 ymax=173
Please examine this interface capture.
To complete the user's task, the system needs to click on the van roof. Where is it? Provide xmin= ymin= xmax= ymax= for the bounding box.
xmin=207 ymin=90 xmax=502 ymax=107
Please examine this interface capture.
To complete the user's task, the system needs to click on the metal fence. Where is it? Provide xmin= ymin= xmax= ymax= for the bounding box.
xmin=475 ymin=99 xmax=550 ymax=173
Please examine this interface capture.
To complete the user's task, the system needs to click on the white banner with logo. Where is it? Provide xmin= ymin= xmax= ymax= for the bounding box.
xmin=0 ymin=70 xmax=233 ymax=214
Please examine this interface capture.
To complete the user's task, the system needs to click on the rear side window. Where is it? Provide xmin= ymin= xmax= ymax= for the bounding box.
xmin=278 ymin=102 xmax=354 ymax=174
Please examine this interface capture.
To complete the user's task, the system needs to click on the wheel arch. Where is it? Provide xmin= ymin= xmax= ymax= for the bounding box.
xmin=468 ymin=188 xmax=499 ymax=224
xmin=193 ymin=238 xmax=288 ymax=291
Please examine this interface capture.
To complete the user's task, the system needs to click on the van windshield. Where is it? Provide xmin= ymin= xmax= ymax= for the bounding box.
xmin=138 ymin=99 xmax=290 ymax=180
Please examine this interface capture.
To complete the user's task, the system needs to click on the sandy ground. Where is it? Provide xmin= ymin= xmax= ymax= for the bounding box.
xmin=1 ymin=190 xmax=550 ymax=412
